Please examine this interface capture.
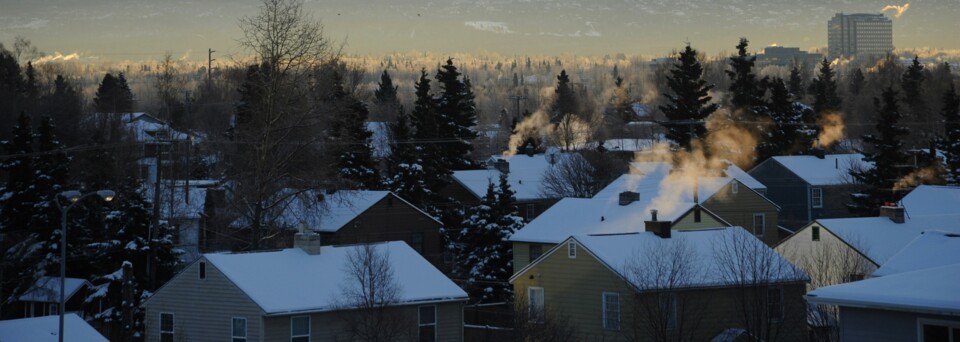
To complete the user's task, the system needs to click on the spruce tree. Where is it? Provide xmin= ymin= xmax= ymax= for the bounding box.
xmin=374 ymin=70 xmax=398 ymax=106
xmin=809 ymin=58 xmax=842 ymax=116
xmin=0 ymin=112 xmax=38 ymax=308
xmin=726 ymin=38 xmax=763 ymax=111
xmin=385 ymin=107 xmax=429 ymax=205
xmin=849 ymin=87 xmax=913 ymax=216
xmin=552 ymin=69 xmax=581 ymax=121
xmin=658 ymin=44 xmax=718 ymax=151
xmin=901 ymin=56 xmax=926 ymax=110
xmin=848 ymin=68 xmax=866 ymax=96
xmin=94 ymin=73 xmax=135 ymax=113
xmin=434 ymin=58 xmax=478 ymax=170
xmin=39 ymin=75 xmax=85 ymax=146
xmin=610 ymin=77 xmax=633 ymax=124
xmin=0 ymin=50 xmax=25 ymax=136
xmin=29 ymin=116 xmax=72 ymax=278
xmin=410 ymin=69 xmax=450 ymax=196
xmin=457 ymin=174 xmax=522 ymax=303
xmin=787 ymin=65 xmax=805 ymax=100
xmin=325 ymin=72 xmax=380 ymax=190
xmin=939 ymin=84 xmax=960 ymax=185
xmin=756 ymin=78 xmax=815 ymax=161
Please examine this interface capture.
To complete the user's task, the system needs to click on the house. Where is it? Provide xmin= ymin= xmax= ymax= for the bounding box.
xmin=597 ymin=161 xmax=779 ymax=245
xmin=143 ymin=237 xmax=468 ymax=342
xmin=0 ymin=313 xmax=108 ymax=342
xmin=445 ymin=153 xmax=577 ymax=221
xmin=12 ymin=277 xmax=92 ymax=319
xmin=144 ymin=180 xmax=218 ymax=262
xmin=900 ymin=185 xmax=960 ymax=217
xmin=805 ymin=263 xmax=960 ymax=342
xmin=749 ymin=154 xmax=871 ymax=229
xmin=510 ymin=227 xmax=809 ymax=341
xmin=871 ymin=230 xmax=960 ymax=278
xmin=117 ymin=112 xmax=200 ymax=183
xmin=509 ymin=188 xmax=729 ymax=273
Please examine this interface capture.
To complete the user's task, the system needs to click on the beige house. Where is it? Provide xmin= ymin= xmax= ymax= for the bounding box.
xmin=142 ymin=237 xmax=467 ymax=342
xmin=510 ymin=227 xmax=809 ymax=341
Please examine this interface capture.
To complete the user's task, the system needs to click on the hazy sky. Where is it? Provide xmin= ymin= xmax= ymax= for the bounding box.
xmin=2 ymin=0 xmax=958 ymax=62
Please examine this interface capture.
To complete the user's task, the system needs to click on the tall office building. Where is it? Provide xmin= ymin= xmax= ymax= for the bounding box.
xmin=828 ymin=13 xmax=893 ymax=59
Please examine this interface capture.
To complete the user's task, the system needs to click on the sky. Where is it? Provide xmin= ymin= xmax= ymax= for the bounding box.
xmin=1 ymin=0 xmax=958 ymax=62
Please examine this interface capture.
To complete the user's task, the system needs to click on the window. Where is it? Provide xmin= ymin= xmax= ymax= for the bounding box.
xmin=49 ymin=304 xmax=58 ymax=315
xmin=602 ymin=292 xmax=621 ymax=330
xmin=812 ymin=226 xmax=821 ymax=241
xmin=567 ymin=242 xmax=577 ymax=259
xmin=731 ymin=181 xmax=739 ymax=194
xmin=753 ymin=213 xmax=765 ymax=237
xmin=411 ymin=233 xmax=424 ymax=254
xmin=291 ymin=316 xmax=309 ymax=342
xmin=419 ymin=305 xmax=437 ymax=342
xmin=847 ymin=273 xmax=865 ymax=282
xmin=199 ymin=261 xmax=206 ymax=280
xmin=767 ymin=287 xmax=783 ymax=321
xmin=528 ymin=287 xmax=545 ymax=323
xmin=659 ymin=293 xmax=677 ymax=329
xmin=160 ymin=313 xmax=174 ymax=342
xmin=811 ymin=188 xmax=823 ymax=208
xmin=919 ymin=319 xmax=960 ymax=342
xmin=529 ymin=244 xmax=543 ymax=263
xmin=526 ymin=204 xmax=536 ymax=220
xmin=232 ymin=317 xmax=247 ymax=342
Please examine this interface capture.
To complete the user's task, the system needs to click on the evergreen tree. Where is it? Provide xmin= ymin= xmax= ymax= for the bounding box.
xmin=385 ymin=107 xmax=429 ymax=205
xmin=434 ymin=58 xmax=478 ymax=170
xmin=848 ymin=68 xmax=866 ymax=96
xmin=756 ymin=78 xmax=815 ymax=161
xmin=39 ymin=75 xmax=85 ymax=146
xmin=551 ymin=69 xmax=581 ymax=121
xmin=456 ymin=174 xmax=522 ymax=303
xmin=610 ymin=77 xmax=633 ymax=124
xmin=28 ymin=116 xmax=72 ymax=278
xmin=94 ymin=73 xmax=135 ymax=113
xmin=0 ymin=112 xmax=38 ymax=309
xmin=787 ymin=65 xmax=805 ymax=100
xmin=809 ymin=58 xmax=842 ymax=116
xmin=325 ymin=72 xmax=380 ymax=189
xmin=374 ymin=70 xmax=398 ymax=106
xmin=658 ymin=45 xmax=718 ymax=151
xmin=23 ymin=62 xmax=39 ymax=117
xmin=410 ymin=69 xmax=451 ymax=196
xmin=0 ymin=50 xmax=25 ymax=136
xmin=849 ymin=87 xmax=913 ymax=216
xmin=726 ymin=38 xmax=763 ymax=111
xmin=901 ymin=56 xmax=926 ymax=110
xmin=939 ymin=84 xmax=960 ymax=185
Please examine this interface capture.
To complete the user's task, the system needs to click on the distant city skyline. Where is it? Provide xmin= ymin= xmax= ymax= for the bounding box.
xmin=2 ymin=0 xmax=958 ymax=62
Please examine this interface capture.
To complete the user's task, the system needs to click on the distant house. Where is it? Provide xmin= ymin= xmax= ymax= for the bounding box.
xmin=805 ymin=263 xmax=960 ymax=342
xmin=114 ymin=112 xmax=200 ymax=183
xmin=510 ymin=228 xmax=808 ymax=341
xmin=0 ymin=313 xmax=108 ymax=342
xmin=596 ymin=161 xmax=779 ymax=245
xmin=143 ymin=238 xmax=468 ymax=342
xmin=509 ymin=182 xmax=729 ymax=272
xmin=144 ymin=180 xmax=219 ymax=262
xmin=445 ymin=153 xmax=577 ymax=221
xmin=12 ymin=277 xmax=92 ymax=319
xmin=749 ymin=154 xmax=871 ymax=229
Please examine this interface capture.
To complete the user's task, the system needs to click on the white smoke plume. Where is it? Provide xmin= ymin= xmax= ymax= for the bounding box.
xmin=33 ymin=52 xmax=81 ymax=64
xmin=881 ymin=3 xmax=910 ymax=18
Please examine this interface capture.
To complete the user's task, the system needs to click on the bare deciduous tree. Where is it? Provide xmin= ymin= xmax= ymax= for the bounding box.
xmin=539 ymin=152 xmax=599 ymax=198
xmin=335 ymin=243 xmax=413 ymax=342
xmin=512 ymin=291 xmax=579 ymax=342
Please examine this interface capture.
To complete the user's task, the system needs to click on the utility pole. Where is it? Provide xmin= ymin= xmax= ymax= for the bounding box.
xmin=207 ymin=48 xmax=216 ymax=85
xmin=507 ymin=94 xmax=528 ymax=121
xmin=184 ymin=90 xmax=192 ymax=205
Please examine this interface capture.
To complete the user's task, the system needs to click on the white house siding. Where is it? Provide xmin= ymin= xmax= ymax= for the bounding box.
xmin=262 ymin=301 xmax=463 ymax=342
xmin=775 ymin=223 xmax=877 ymax=289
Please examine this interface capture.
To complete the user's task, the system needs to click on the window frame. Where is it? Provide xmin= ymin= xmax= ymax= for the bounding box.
xmin=419 ymin=305 xmax=437 ymax=342
xmin=567 ymin=241 xmax=577 ymax=259
xmin=526 ymin=203 xmax=536 ymax=220
xmin=731 ymin=181 xmax=739 ymax=194
xmin=602 ymin=292 xmax=621 ymax=330
xmin=659 ymin=292 xmax=678 ymax=330
xmin=812 ymin=226 xmax=821 ymax=241
xmin=811 ymin=187 xmax=823 ymax=209
xmin=767 ymin=287 xmax=783 ymax=322
xmin=917 ymin=318 xmax=960 ymax=342
xmin=753 ymin=213 xmax=766 ymax=237
xmin=232 ymin=317 xmax=247 ymax=342
xmin=160 ymin=312 xmax=175 ymax=342
xmin=528 ymin=287 xmax=545 ymax=323
xmin=199 ymin=261 xmax=206 ymax=280
xmin=291 ymin=315 xmax=310 ymax=342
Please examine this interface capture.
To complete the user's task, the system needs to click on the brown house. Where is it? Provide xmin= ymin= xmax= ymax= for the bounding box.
xmin=510 ymin=228 xmax=809 ymax=341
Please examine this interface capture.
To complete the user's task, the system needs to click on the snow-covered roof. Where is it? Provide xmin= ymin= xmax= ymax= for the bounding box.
xmin=767 ymin=154 xmax=869 ymax=186
xmin=366 ymin=121 xmax=391 ymax=159
xmin=514 ymin=228 xmax=806 ymax=288
xmin=815 ymin=215 xmax=960 ymax=265
xmin=453 ymin=153 xmax=581 ymax=201
xmin=114 ymin=112 xmax=197 ymax=143
xmin=204 ymin=241 xmax=467 ymax=314
xmin=901 ymin=185 xmax=960 ymax=217
xmin=143 ymin=184 xmax=208 ymax=220
xmin=872 ymin=230 xmax=960 ymax=277
xmin=628 ymin=161 xmax=766 ymax=191
xmin=18 ymin=277 xmax=89 ymax=303
xmin=806 ymin=263 xmax=960 ymax=315
xmin=312 ymin=191 xmax=423 ymax=232
xmin=718 ymin=161 xmax=767 ymax=190
xmin=0 ymin=314 xmax=108 ymax=342
xmin=509 ymin=194 xmax=721 ymax=244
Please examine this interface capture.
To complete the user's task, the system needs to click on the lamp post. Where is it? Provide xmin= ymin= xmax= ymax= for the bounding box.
xmin=56 ymin=190 xmax=115 ymax=342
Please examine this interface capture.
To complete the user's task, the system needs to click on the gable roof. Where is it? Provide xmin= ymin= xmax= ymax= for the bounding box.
xmin=452 ymin=153 xmax=582 ymax=201
xmin=507 ymin=196 xmax=725 ymax=244
xmin=900 ymin=185 xmax=960 ymax=217
xmin=806 ymin=263 xmax=960 ymax=315
xmin=203 ymin=241 xmax=467 ymax=315
xmin=511 ymin=228 xmax=807 ymax=289
xmin=763 ymin=154 xmax=869 ymax=186
xmin=872 ymin=230 xmax=960 ymax=277
xmin=0 ymin=313 xmax=108 ymax=342
xmin=18 ymin=277 xmax=90 ymax=303
xmin=812 ymin=215 xmax=960 ymax=265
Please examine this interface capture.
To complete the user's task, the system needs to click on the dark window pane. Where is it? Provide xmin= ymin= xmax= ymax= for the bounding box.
xmin=419 ymin=306 xmax=436 ymax=324
xmin=419 ymin=326 xmax=436 ymax=342
xmin=922 ymin=324 xmax=948 ymax=342
xmin=199 ymin=262 xmax=206 ymax=279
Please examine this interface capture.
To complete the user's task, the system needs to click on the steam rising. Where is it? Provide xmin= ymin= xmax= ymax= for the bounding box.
xmin=881 ymin=3 xmax=911 ymax=18
xmin=894 ymin=165 xmax=944 ymax=191
xmin=33 ymin=52 xmax=81 ymax=64
xmin=816 ymin=112 xmax=846 ymax=149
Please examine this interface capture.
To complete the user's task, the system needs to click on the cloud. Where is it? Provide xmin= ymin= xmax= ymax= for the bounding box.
xmin=881 ymin=3 xmax=910 ymax=18
xmin=463 ymin=21 xmax=514 ymax=34
xmin=12 ymin=18 xmax=49 ymax=30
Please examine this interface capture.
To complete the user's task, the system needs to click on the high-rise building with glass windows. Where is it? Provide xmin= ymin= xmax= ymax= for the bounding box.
xmin=828 ymin=13 xmax=893 ymax=59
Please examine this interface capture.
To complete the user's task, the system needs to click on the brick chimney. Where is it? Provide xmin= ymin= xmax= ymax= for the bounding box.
xmin=880 ymin=205 xmax=905 ymax=224
xmin=493 ymin=159 xmax=510 ymax=174
xmin=619 ymin=191 xmax=640 ymax=206
xmin=294 ymin=223 xmax=322 ymax=255
xmin=693 ymin=178 xmax=701 ymax=223
xmin=645 ymin=209 xmax=672 ymax=239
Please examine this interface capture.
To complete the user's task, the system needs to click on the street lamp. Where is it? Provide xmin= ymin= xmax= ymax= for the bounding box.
xmin=56 ymin=190 xmax=115 ymax=342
